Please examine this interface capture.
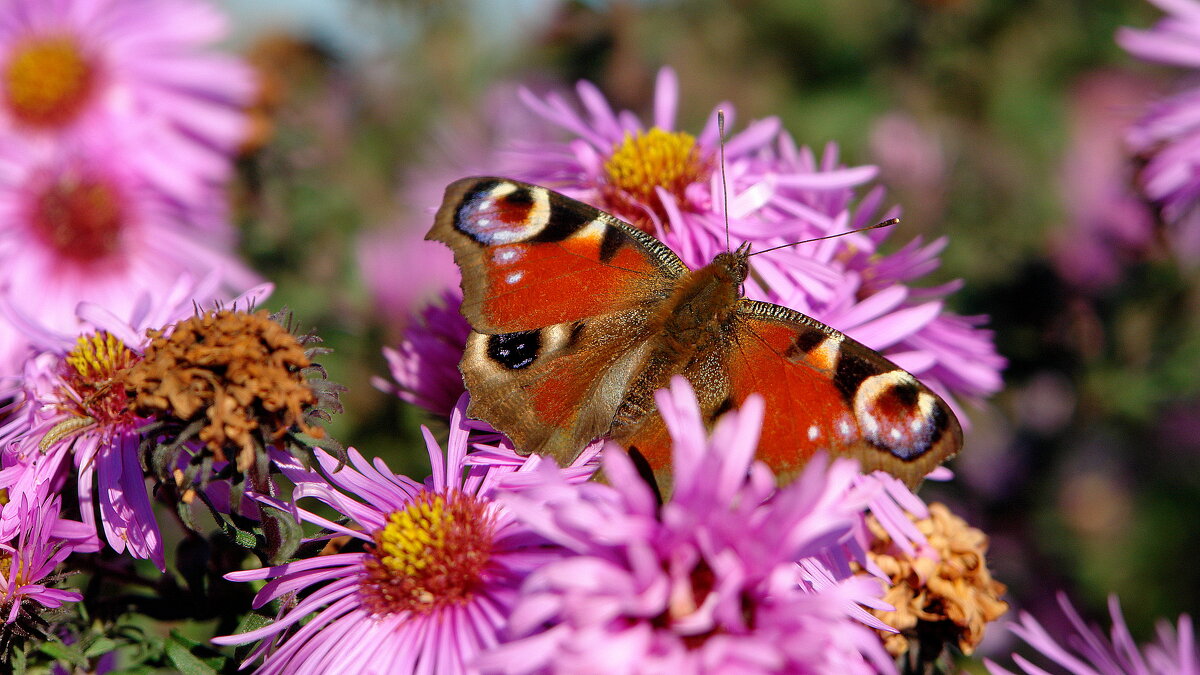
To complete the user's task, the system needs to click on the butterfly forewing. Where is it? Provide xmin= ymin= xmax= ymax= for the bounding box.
xmin=428 ymin=177 xmax=686 ymax=334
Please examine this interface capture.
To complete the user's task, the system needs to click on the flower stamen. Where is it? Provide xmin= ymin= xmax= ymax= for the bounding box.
xmin=361 ymin=492 xmax=496 ymax=615
xmin=56 ymin=332 xmax=137 ymax=432
xmin=31 ymin=174 xmax=124 ymax=263
xmin=602 ymin=127 xmax=710 ymax=233
xmin=4 ymin=35 xmax=95 ymax=128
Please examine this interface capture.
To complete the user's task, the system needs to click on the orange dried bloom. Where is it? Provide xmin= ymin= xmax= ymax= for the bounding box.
xmin=125 ymin=309 xmax=322 ymax=472
xmin=864 ymin=502 xmax=1008 ymax=659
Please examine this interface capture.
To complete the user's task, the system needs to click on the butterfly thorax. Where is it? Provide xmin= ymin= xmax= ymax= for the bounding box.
xmin=657 ymin=251 xmax=746 ymax=344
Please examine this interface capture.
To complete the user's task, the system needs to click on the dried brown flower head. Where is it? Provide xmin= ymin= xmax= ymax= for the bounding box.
xmin=125 ymin=309 xmax=323 ymax=472
xmin=864 ymin=502 xmax=1008 ymax=662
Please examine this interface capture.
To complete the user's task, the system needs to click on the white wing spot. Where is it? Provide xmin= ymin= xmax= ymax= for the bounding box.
xmin=505 ymin=271 xmax=524 ymax=284
xmin=807 ymin=425 xmax=820 ymax=441
xmin=493 ymin=246 xmax=522 ymax=264
xmin=837 ymin=418 xmax=853 ymax=440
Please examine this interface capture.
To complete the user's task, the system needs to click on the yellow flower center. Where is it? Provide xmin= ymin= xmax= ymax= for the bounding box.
xmin=49 ymin=332 xmax=137 ymax=440
xmin=360 ymin=492 xmax=496 ymax=615
xmin=4 ymin=35 xmax=96 ymax=128
xmin=32 ymin=174 xmax=124 ymax=264
xmin=0 ymin=552 xmax=14 ymax=584
xmin=602 ymin=128 xmax=710 ymax=234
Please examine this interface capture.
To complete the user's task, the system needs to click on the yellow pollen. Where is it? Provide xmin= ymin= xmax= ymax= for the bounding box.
xmin=602 ymin=128 xmax=709 ymax=233
xmin=378 ymin=496 xmax=450 ymax=575
xmin=66 ymin=332 xmax=134 ymax=380
xmin=360 ymin=491 xmax=495 ymax=615
xmin=4 ymin=35 xmax=95 ymax=128
xmin=57 ymin=331 xmax=137 ymax=429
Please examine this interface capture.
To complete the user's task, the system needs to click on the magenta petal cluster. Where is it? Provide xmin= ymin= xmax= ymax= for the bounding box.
xmin=988 ymin=592 xmax=1198 ymax=675
xmin=479 ymin=377 xmax=897 ymax=675
xmin=376 ymin=289 xmax=472 ymax=416
xmin=0 ymin=480 xmax=94 ymax=624
xmin=1118 ymin=0 xmax=1200 ymax=259
xmin=212 ymin=398 xmax=598 ymax=675
xmin=494 ymin=67 xmax=1003 ymax=416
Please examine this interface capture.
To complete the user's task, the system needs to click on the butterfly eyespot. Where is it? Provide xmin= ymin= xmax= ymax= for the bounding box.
xmin=455 ymin=181 xmax=551 ymax=245
xmin=852 ymin=371 xmax=944 ymax=460
xmin=486 ymin=330 xmax=542 ymax=370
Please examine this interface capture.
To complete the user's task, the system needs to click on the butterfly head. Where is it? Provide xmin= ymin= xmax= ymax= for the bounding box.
xmin=712 ymin=241 xmax=752 ymax=289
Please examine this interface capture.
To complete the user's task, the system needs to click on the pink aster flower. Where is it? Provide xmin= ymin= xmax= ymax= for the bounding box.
xmin=212 ymin=398 xmax=599 ymax=675
xmin=1118 ymin=0 xmax=1200 ymax=260
xmin=375 ymin=289 xmax=471 ymax=416
xmin=0 ymin=135 xmax=258 ymax=378
xmin=0 ymin=279 xmax=272 ymax=570
xmin=495 ymin=67 xmax=1003 ymax=414
xmin=0 ymin=0 xmax=254 ymax=203
xmin=478 ymin=377 xmax=899 ymax=675
xmin=988 ymin=592 xmax=1198 ymax=674
xmin=0 ymin=478 xmax=93 ymax=628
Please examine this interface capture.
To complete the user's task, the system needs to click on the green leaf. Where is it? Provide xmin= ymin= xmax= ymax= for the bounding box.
xmin=82 ymin=636 xmax=120 ymax=658
xmin=261 ymin=503 xmax=303 ymax=564
xmin=37 ymin=639 xmax=88 ymax=668
xmin=164 ymin=632 xmax=221 ymax=675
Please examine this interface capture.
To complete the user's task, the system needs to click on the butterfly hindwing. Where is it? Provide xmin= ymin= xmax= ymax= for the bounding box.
xmin=727 ymin=300 xmax=962 ymax=487
xmin=460 ymin=310 xmax=657 ymax=465
xmin=429 ymin=177 xmax=687 ymax=334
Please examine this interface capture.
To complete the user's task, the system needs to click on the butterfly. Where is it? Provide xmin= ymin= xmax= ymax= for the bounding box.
xmin=427 ymin=177 xmax=962 ymax=491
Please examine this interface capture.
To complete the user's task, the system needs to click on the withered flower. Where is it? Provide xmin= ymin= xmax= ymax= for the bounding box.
xmin=862 ymin=502 xmax=1009 ymax=666
xmin=125 ymin=309 xmax=331 ymax=475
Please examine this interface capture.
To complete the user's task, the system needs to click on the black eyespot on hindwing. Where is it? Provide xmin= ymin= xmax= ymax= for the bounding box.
xmin=487 ymin=330 xmax=541 ymax=370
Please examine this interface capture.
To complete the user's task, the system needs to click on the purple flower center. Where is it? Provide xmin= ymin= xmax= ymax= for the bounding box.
xmin=360 ymin=491 xmax=497 ymax=615
xmin=4 ymin=35 xmax=96 ymax=128
xmin=31 ymin=173 xmax=125 ymax=264
xmin=602 ymin=128 xmax=711 ymax=234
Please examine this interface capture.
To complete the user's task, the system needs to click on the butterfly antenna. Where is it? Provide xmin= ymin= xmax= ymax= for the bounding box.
xmin=718 ymin=109 xmax=731 ymax=254
xmin=748 ymin=217 xmax=900 ymax=257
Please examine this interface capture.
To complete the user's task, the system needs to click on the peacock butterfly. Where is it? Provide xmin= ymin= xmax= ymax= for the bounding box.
xmin=427 ymin=176 xmax=962 ymax=492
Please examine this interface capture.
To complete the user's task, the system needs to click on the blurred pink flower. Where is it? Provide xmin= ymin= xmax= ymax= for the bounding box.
xmin=1052 ymin=71 xmax=1158 ymax=289
xmin=988 ymin=592 xmax=1198 ymax=674
xmin=479 ymin=378 xmax=900 ymax=675
xmin=361 ymin=82 xmax=559 ymax=331
xmin=1118 ymin=0 xmax=1200 ymax=261
xmin=0 ymin=136 xmax=258 ymax=378
xmin=0 ymin=479 xmax=95 ymax=626
xmin=213 ymin=398 xmax=598 ymax=675
xmin=869 ymin=112 xmax=948 ymax=229
xmin=0 ymin=0 xmax=254 ymax=203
